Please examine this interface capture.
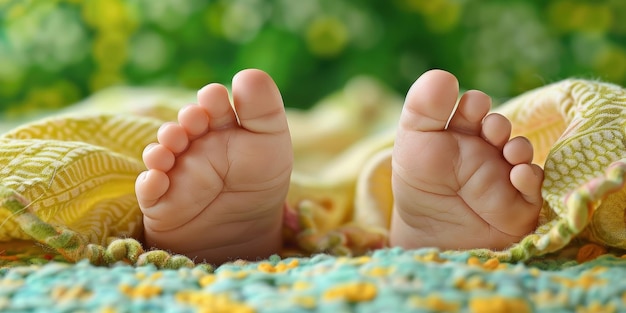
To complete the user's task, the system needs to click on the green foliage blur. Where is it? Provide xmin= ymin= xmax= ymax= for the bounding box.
xmin=0 ymin=0 xmax=625 ymax=115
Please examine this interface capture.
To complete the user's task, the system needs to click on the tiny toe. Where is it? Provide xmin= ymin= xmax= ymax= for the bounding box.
xmin=178 ymin=105 xmax=210 ymax=138
xmin=157 ymin=122 xmax=189 ymax=154
xmin=197 ymin=83 xmax=238 ymax=130
xmin=400 ymin=69 xmax=460 ymax=132
xmin=503 ymin=136 xmax=534 ymax=165
xmin=136 ymin=170 xmax=170 ymax=209
xmin=232 ymin=69 xmax=289 ymax=134
xmin=448 ymin=90 xmax=491 ymax=135
xmin=481 ymin=113 xmax=512 ymax=150
xmin=510 ymin=163 xmax=544 ymax=206
xmin=143 ymin=143 xmax=175 ymax=171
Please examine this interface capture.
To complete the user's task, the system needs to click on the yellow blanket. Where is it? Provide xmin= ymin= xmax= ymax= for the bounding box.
xmin=1 ymin=77 xmax=625 ymax=267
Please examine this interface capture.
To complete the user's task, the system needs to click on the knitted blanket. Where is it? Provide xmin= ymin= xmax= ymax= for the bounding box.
xmin=1 ymin=248 xmax=625 ymax=312
xmin=1 ymin=78 xmax=626 ymax=311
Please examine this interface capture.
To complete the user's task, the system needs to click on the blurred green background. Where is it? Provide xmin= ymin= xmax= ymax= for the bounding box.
xmin=0 ymin=0 xmax=625 ymax=116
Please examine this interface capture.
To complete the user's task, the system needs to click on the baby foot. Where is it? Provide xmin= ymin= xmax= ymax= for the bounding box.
xmin=390 ymin=70 xmax=544 ymax=250
xmin=135 ymin=69 xmax=293 ymax=264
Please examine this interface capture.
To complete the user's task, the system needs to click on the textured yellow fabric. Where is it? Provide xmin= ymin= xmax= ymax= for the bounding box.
xmin=498 ymin=79 xmax=626 ymax=258
xmin=0 ymin=78 xmax=625 ymax=267
xmin=0 ymin=114 xmax=160 ymax=243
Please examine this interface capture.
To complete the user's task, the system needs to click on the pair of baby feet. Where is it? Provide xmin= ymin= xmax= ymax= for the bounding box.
xmin=135 ymin=69 xmax=544 ymax=265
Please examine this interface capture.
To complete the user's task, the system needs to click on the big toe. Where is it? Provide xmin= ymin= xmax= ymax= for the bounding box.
xmin=399 ymin=69 xmax=460 ymax=132
xmin=232 ymin=69 xmax=289 ymax=134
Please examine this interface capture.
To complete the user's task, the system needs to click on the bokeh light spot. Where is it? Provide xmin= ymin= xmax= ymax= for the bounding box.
xmin=594 ymin=46 xmax=626 ymax=82
xmin=93 ymin=32 xmax=129 ymax=70
xmin=306 ymin=15 xmax=349 ymax=58
xmin=130 ymin=31 xmax=171 ymax=73
xmin=221 ymin=0 xmax=268 ymax=43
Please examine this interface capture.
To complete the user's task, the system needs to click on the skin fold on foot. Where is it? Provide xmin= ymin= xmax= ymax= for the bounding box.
xmin=135 ymin=69 xmax=293 ymax=265
xmin=390 ymin=69 xmax=544 ymax=251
